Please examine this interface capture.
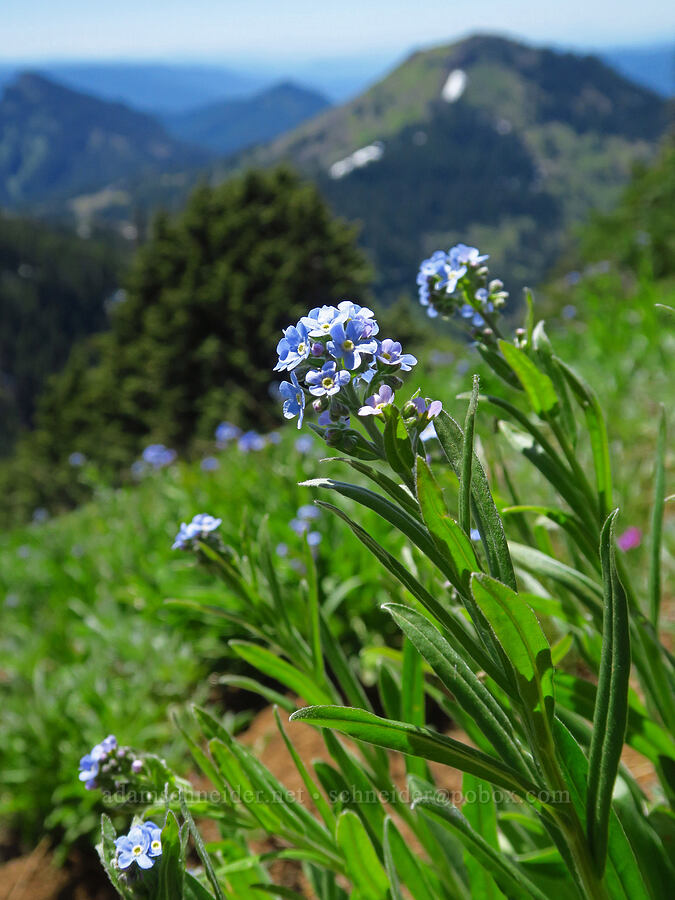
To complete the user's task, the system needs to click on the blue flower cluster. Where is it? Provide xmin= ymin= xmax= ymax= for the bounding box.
xmin=172 ymin=513 xmax=222 ymax=550
xmin=275 ymin=301 xmax=417 ymax=429
xmin=417 ymin=243 xmax=508 ymax=325
xmin=115 ymin=821 xmax=162 ymax=871
xmin=141 ymin=443 xmax=177 ymax=469
xmin=79 ymin=735 xmax=117 ymax=789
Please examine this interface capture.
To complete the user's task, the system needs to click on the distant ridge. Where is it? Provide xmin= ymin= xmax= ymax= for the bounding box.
xmin=163 ymin=81 xmax=330 ymax=154
xmin=0 ymin=72 xmax=210 ymax=207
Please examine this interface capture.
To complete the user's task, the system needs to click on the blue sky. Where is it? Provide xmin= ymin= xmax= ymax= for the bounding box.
xmin=2 ymin=0 xmax=674 ymax=61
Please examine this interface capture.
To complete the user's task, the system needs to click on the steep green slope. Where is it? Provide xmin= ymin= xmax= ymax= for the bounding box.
xmin=232 ymin=35 xmax=667 ymax=294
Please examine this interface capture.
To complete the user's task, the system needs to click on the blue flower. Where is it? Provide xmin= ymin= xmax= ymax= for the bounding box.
xmin=376 ymin=339 xmax=417 ymax=371
xmin=294 ymin=435 xmax=314 ymax=454
xmin=201 ymin=456 xmax=220 ymax=471
xmin=68 ymin=452 xmax=86 ymax=467
xmin=448 ymin=243 xmax=488 ymax=268
xmin=359 ymin=384 xmax=394 ymax=417
xmin=142 ymin=821 xmax=163 ymax=859
xmin=336 ymin=301 xmax=379 ymax=335
xmin=297 ymin=504 xmax=320 ymax=521
xmin=274 ymin=322 xmax=311 ymax=372
xmin=460 ymin=304 xmax=486 ymax=328
xmin=300 ymin=305 xmax=342 ymax=338
xmin=115 ymin=824 xmax=154 ymax=871
xmin=470 ymin=528 xmax=481 ymax=541
xmin=306 ymin=361 xmax=350 ymax=397
xmin=327 ymin=318 xmax=378 ymax=370
xmin=238 ymin=431 xmax=266 ymax=452
xmin=215 ymin=422 xmax=241 ymax=445
xmin=172 ymin=514 xmax=222 ymax=550
xmin=78 ymin=735 xmax=115 ymax=789
xmin=142 ymin=444 xmax=176 ymax=469
xmin=100 ymin=734 xmax=117 ymax=754
xmin=279 ymin=371 xmax=306 ymax=428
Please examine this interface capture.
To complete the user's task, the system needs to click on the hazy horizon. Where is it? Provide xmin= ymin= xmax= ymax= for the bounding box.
xmin=2 ymin=1 xmax=674 ymax=63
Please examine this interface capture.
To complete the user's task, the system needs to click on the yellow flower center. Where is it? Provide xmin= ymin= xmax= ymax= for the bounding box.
xmin=297 ymin=342 xmax=306 ymax=354
xmin=132 ymin=845 xmax=142 ymax=856
xmin=343 ymin=340 xmax=354 ymax=351
xmin=322 ymin=377 xmax=333 ymax=388
xmin=151 ymin=840 xmax=161 ymax=851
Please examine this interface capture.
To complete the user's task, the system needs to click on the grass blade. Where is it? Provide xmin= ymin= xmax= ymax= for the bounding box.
xmin=586 ymin=512 xmax=631 ymax=876
xmin=649 ymin=405 xmax=667 ymax=626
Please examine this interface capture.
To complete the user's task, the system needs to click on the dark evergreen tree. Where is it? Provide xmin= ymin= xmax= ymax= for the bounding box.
xmin=0 ymin=167 xmax=370 ymax=522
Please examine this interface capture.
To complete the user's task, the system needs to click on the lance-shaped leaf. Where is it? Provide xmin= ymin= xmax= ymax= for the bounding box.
xmin=586 ymin=512 xmax=631 ymax=876
xmin=460 ymin=375 xmax=480 ymax=535
xmin=470 ymin=574 xmax=555 ymax=746
xmin=415 ymin=457 xmax=480 ymax=594
xmin=290 ymin=705 xmax=544 ymax=798
xmin=326 ymin=456 xmax=421 ymax=518
xmin=337 ymin=810 xmax=389 ymax=900
xmin=434 ymin=411 xmax=516 ymax=590
xmin=316 ymin=499 xmax=509 ymax=689
xmin=532 ymin=321 xmax=576 ymax=443
xmin=556 ymin=357 xmax=612 ymax=519
xmin=649 ymin=405 xmax=667 ymax=626
xmin=497 ymin=339 xmax=559 ymax=417
xmin=385 ymin=603 xmax=529 ymax=776
xmin=383 ymin=406 xmax=416 ymax=488
xmin=462 ymin=774 xmax=502 ymax=900
xmin=229 ymin=641 xmax=334 ymax=706
xmin=414 ymin=795 xmax=549 ymax=900
xmin=555 ymin=719 xmax=648 ymax=900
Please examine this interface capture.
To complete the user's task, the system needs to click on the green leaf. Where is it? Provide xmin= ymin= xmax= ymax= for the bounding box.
xmin=555 ymin=672 xmax=675 ymax=766
xmin=290 ymin=706 xmax=542 ymax=798
xmin=434 ymin=411 xmax=516 ymax=590
xmin=414 ymin=796 xmax=549 ymax=900
xmin=462 ymin=774 xmax=503 ymax=899
xmin=476 ymin=342 xmax=524 ymax=390
xmin=185 ymin=872 xmax=216 ymax=900
xmin=556 ymin=357 xmax=612 ymax=518
xmin=229 ymin=641 xmax=333 ymax=706
xmin=497 ymin=339 xmax=559 ymax=417
xmin=384 ymin=603 xmax=530 ymax=778
xmin=586 ymin=512 xmax=631 ymax=876
xmin=508 ymin=543 xmax=603 ymax=620
xmin=649 ymin=405 xmax=667 ymax=626
xmin=401 ymin=637 xmax=428 ymax=778
xmin=326 ymin=456 xmax=421 ymax=518
xmin=383 ymin=407 xmax=415 ymax=487
xmin=470 ymin=574 xmax=555 ymax=746
xmin=336 ymin=810 xmax=389 ymax=900
xmin=301 ymin=478 xmax=443 ymax=567
xmin=532 ymin=322 xmax=576 ymax=444
xmin=316 ymin=499 xmax=504 ymax=687
xmin=273 ymin=707 xmax=336 ymax=831
xmin=383 ymin=816 xmax=441 ymax=900
xmin=415 ymin=457 xmax=480 ymax=594
xmin=157 ymin=809 xmax=185 ymax=900
xmin=501 ymin=504 xmax=597 ymax=567
xmin=554 ymin=719 xmax=648 ymax=900
xmin=460 ymin=375 xmax=480 ymax=535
